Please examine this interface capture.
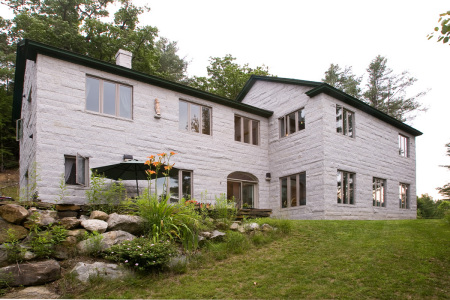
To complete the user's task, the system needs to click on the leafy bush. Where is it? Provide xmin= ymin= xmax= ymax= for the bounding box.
xmin=104 ymin=238 xmax=177 ymax=272
xmin=3 ymin=229 xmax=26 ymax=263
xmin=82 ymin=231 xmax=104 ymax=257
xmin=86 ymin=174 xmax=126 ymax=213
xmin=211 ymin=193 xmax=236 ymax=225
xmin=29 ymin=225 xmax=68 ymax=258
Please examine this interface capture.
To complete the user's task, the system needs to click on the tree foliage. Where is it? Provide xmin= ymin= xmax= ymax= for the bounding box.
xmin=428 ymin=11 xmax=450 ymax=45
xmin=417 ymin=194 xmax=449 ymax=219
xmin=323 ymin=55 xmax=427 ymax=122
xmin=437 ymin=142 xmax=450 ymax=200
xmin=189 ymin=55 xmax=272 ymax=99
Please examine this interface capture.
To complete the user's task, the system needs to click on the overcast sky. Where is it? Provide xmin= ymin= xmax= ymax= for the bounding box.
xmin=1 ymin=0 xmax=449 ymax=199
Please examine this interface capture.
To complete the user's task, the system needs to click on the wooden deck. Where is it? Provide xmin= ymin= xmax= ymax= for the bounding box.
xmin=236 ymin=208 xmax=272 ymax=219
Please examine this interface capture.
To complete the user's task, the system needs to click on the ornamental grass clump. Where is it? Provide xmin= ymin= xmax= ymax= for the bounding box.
xmin=104 ymin=238 xmax=177 ymax=272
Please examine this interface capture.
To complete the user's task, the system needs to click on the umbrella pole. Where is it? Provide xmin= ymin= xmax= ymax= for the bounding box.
xmin=135 ymin=166 xmax=139 ymax=197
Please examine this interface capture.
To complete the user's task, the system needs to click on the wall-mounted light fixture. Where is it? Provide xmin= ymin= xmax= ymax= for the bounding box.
xmin=266 ymin=172 xmax=271 ymax=181
xmin=123 ymin=154 xmax=133 ymax=161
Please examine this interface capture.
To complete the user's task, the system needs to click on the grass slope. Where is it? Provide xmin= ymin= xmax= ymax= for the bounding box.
xmin=68 ymin=219 xmax=449 ymax=299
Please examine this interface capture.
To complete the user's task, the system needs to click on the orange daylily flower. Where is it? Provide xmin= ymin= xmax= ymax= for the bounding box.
xmin=157 ymin=152 xmax=166 ymax=157
xmin=152 ymin=161 xmax=161 ymax=167
xmin=170 ymin=151 xmax=176 ymax=155
xmin=147 ymin=155 xmax=155 ymax=160
xmin=145 ymin=170 xmax=156 ymax=175
xmin=164 ymin=165 xmax=172 ymax=171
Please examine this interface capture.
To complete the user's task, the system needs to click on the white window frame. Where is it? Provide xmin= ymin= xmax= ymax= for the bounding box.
xmin=337 ymin=170 xmax=355 ymax=205
xmin=85 ymin=76 xmax=133 ymax=119
xmin=336 ymin=105 xmax=354 ymax=137
xmin=398 ymin=134 xmax=409 ymax=157
xmin=279 ymin=108 xmax=305 ymax=138
xmin=280 ymin=172 xmax=306 ymax=208
xmin=179 ymin=100 xmax=212 ymax=135
xmin=65 ymin=154 xmax=89 ymax=186
xmin=399 ymin=183 xmax=409 ymax=209
xmin=234 ymin=115 xmax=259 ymax=145
xmin=373 ymin=178 xmax=386 ymax=207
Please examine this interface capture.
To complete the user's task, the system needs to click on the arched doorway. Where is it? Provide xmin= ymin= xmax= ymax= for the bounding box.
xmin=227 ymin=172 xmax=258 ymax=208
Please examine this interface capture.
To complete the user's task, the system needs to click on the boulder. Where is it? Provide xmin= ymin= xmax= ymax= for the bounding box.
xmin=244 ymin=222 xmax=260 ymax=231
xmin=66 ymin=229 xmax=87 ymax=239
xmin=71 ymin=262 xmax=131 ymax=283
xmin=55 ymin=204 xmax=81 ymax=211
xmin=0 ymin=259 xmax=60 ymax=287
xmin=210 ymin=230 xmax=226 ymax=240
xmin=79 ymin=215 xmax=89 ymax=221
xmin=199 ymin=231 xmax=212 ymax=239
xmin=0 ymin=204 xmax=29 ymax=224
xmin=0 ymin=245 xmax=8 ymax=268
xmin=261 ymin=224 xmax=274 ymax=232
xmin=90 ymin=210 xmax=109 ymax=221
xmin=59 ymin=217 xmax=81 ymax=230
xmin=81 ymin=219 xmax=108 ymax=233
xmin=2 ymin=286 xmax=60 ymax=299
xmin=107 ymin=213 xmax=144 ymax=235
xmin=57 ymin=211 xmax=78 ymax=218
xmin=77 ymin=230 xmax=136 ymax=254
xmin=0 ymin=219 xmax=28 ymax=244
xmin=23 ymin=210 xmax=57 ymax=229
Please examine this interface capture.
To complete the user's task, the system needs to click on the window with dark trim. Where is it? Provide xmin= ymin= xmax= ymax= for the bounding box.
xmin=337 ymin=170 xmax=355 ymax=204
xmin=398 ymin=134 xmax=409 ymax=157
xmin=179 ymin=100 xmax=211 ymax=135
xmin=373 ymin=178 xmax=386 ymax=207
xmin=399 ymin=183 xmax=409 ymax=209
xmin=150 ymin=170 xmax=193 ymax=203
xmin=281 ymin=172 xmax=306 ymax=208
xmin=279 ymin=109 xmax=305 ymax=138
xmin=234 ymin=115 xmax=259 ymax=145
xmin=86 ymin=76 xmax=132 ymax=119
xmin=65 ymin=154 xmax=89 ymax=186
xmin=336 ymin=105 xmax=354 ymax=137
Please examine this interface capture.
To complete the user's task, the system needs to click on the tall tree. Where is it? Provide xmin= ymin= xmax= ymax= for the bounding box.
xmin=363 ymin=56 xmax=427 ymax=122
xmin=437 ymin=142 xmax=450 ymax=200
xmin=323 ymin=64 xmax=362 ymax=98
xmin=323 ymin=55 xmax=427 ymax=122
xmin=428 ymin=11 xmax=450 ymax=45
xmin=189 ymin=55 xmax=272 ymax=99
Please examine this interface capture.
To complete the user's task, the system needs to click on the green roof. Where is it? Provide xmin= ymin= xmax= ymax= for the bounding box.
xmin=236 ymin=75 xmax=422 ymax=137
xmin=12 ymin=39 xmax=273 ymax=122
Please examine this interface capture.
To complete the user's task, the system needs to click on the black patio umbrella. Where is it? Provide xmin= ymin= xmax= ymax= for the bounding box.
xmin=91 ymin=160 xmax=177 ymax=196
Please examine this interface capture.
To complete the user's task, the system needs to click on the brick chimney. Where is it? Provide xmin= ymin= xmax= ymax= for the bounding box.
xmin=115 ymin=49 xmax=132 ymax=68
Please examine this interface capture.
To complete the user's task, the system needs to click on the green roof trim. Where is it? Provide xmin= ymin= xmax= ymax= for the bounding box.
xmin=306 ymin=83 xmax=422 ymax=136
xmin=236 ymin=75 xmax=422 ymax=137
xmin=12 ymin=39 xmax=273 ymax=121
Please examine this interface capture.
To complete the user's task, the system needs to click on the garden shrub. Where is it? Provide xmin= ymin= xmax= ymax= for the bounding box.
xmin=82 ymin=231 xmax=104 ymax=257
xmin=3 ymin=229 xmax=26 ymax=263
xmin=104 ymin=238 xmax=177 ymax=272
xmin=86 ymin=174 xmax=126 ymax=214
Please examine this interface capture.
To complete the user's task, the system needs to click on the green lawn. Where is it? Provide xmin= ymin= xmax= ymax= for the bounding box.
xmin=67 ymin=219 xmax=449 ymax=299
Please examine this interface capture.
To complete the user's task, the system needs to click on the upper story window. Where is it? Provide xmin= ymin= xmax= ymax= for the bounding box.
xmin=86 ymin=76 xmax=132 ymax=119
xmin=399 ymin=183 xmax=409 ymax=209
xmin=373 ymin=178 xmax=386 ymax=207
xmin=235 ymin=115 xmax=259 ymax=145
xmin=279 ymin=108 xmax=305 ymax=138
xmin=398 ymin=134 xmax=409 ymax=157
xmin=337 ymin=170 xmax=355 ymax=204
xmin=336 ymin=105 xmax=354 ymax=137
xmin=179 ymin=100 xmax=211 ymax=135
xmin=281 ymin=172 xmax=306 ymax=208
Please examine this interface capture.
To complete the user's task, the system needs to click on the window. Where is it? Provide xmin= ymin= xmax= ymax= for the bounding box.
xmin=337 ymin=170 xmax=355 ymax=204
xmin=279 ymin=109 xmax=305 ymax=137
xmin=281 ymin=172 xmax=306 ymax=208
xmin=373 ymin=178 xmax=386 ymax=207
xmin=399 ymin=134 xmax=409 ymax=157
xmin=65 ymin=154 xmax=89 ymax=186
xmin=149 ymin=170 xmax=193 ymax=203
xmin=179 ymin=100 xmax=211 ymax=135
xmin=234 ymin=115 xmax=259 ymax=145
xmin=227 ymin=172 xmax=258 ymax=209
xmin=336 ymin=105 xmax=354 ymax=137
xmin=86 ymin=76 xmax=132 ymax=119
xmin=399 ymin=183 xmax=409 ymax=209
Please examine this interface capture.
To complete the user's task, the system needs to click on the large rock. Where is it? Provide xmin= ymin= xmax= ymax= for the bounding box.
xmin=81 ymin=219 xmax=108 ymax=233
xmin=2 ymin=286 xmax=59 ymax=299
xmin=0 ymin=259 xmax=61 ymax=287
xmin=90 ymin=210 xmax=109 ymax=221
xmin=107 ymin=213 xmax=144 ymax=235
xmin=0 ymin=245 xmax=8 ymax=268
xmin=0 ymin=219 xmax=28 ymax=244
xmin=0 ymin=204 xmax=29 ymax=224
xmin=77 ymin=230 xmax=136 ymax=254
xmin=244 ymin=222 xmax=260 ymax=231
xmin=23 ymin=210 xmax=57 ymax=229
xmin=210 ymin=230 xmax=226 ymax=240
xmin=71 ymin=262 xmax=131 ymax=283
xmin=55 ymin=204 xmax=81 ymax=211
xmin=59 ymin=217 xmax=81 ymax=229
xmin=66 ymin=229 xmax=87 ymax=239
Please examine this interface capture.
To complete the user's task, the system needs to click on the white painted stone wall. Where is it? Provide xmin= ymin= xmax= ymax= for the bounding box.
xmin=21 ymin=55 xmax=270 ymax=204
xmin=241 ymin=80 xmax=417 ymax=220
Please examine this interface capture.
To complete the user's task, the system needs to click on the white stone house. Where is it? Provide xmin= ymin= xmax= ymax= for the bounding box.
xmin=12 ymin=40 xmax=422 ymax=219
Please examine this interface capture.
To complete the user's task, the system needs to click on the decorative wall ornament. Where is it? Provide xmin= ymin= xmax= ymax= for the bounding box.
xmin=154 ymin=99 xmax=161 ymax=118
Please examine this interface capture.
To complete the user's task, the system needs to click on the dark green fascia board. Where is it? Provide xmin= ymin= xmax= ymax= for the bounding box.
xmin=236 ymin=75 xmax=322 ymax=102
xmin=12 ymin=39 xmax=273 ymax=121
xmin=306 ymin=83 xmax=423 ymax=136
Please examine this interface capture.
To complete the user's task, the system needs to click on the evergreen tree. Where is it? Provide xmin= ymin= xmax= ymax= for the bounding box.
xmin=437 ymin=142 xmax=450 ymax=200
xmin=323 ymin=64 xmax=362 ymax=98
